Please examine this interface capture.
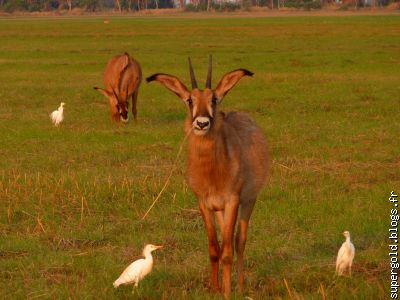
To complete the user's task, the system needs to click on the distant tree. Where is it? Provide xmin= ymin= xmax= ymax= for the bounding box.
xmin=125 ymin=0 xmax=132 ymax=10
xmin=242 ymin=0 xmax=252 ymax=9
xmin=59 ymin=0 xmax=72 ymax=11
xmin=68 ymin=0 xmax=72 ymax=10
xmin=85 ymin=0 xmax=98 ymax=11
xmin=156 ymin=0 xmax=173 ymax=8
xmin=115 ymin=0 xmax=121 ymax=11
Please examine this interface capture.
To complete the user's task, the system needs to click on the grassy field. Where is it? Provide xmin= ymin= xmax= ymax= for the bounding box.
xmin=0 ymin=14 xmax=399 ymax=299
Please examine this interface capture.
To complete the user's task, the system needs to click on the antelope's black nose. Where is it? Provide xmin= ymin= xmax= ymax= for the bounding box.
xmin=120 ymin=111 xmax=128 ymax=119
xmin=197 ymin=120 xmax=209 ymax=129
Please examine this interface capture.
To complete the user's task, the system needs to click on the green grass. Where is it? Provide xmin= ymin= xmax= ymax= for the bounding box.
xmin=0 ymin=14 xmax=399 ymax=299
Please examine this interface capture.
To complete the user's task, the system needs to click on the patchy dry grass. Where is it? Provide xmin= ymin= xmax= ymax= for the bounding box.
xmin=0 ymin=14 xmax=399 ymax=299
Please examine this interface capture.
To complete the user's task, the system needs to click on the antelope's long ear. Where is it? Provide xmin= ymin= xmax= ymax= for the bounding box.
xmin=146 ymin=73 xmax=191 ymax=101
xmin=214 ymin=69 xmax=254 ymax=102
xmin=94 ymin=87 xmax=112 ymax=98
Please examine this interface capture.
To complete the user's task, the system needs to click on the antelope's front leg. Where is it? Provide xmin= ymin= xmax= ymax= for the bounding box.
xmin=199 ymin=202 xmax=221 ymax=291
xmin=221 ymin=200 xmax=239 ymax=297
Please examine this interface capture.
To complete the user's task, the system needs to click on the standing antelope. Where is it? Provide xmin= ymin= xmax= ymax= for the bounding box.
xmin=94 ymin=52 xmax=142 ymax=123
xmin=147 ymin=56 xmax=268 ymax=297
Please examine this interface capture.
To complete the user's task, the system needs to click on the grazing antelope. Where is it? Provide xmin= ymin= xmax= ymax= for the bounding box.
xmin=147 ymin=56 xmax=268 ymax=297
xmin=94 ymin=52 xmax=142 ymax=123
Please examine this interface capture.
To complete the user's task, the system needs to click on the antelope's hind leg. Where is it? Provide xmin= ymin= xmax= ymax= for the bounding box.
xmin=235 ymin=200 xmax=256 ymax=291
xmin=131 ymin=90 xmax=138 ymax=121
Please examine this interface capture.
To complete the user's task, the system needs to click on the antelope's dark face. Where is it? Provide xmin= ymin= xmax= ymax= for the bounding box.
xmin=187 ymin=88 xmax=218 ymax=136
xmin=110 ymin=88 xmax=129 ymax=123
xmin=146 ymin=56 xmax=253 ymax=136
xmin=118 ymin=101 xmax=129 ymax=123
xmin=94 ymin=86 xmax=130 ymax=123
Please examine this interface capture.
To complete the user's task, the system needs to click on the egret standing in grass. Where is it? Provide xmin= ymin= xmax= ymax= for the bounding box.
xmin=336 ymin=230 xmax=355 ymax=276
xmin=113 ymin=244 xmax=163 ymax=290
xmin=50 ymin=102 xmax=65 ymax=126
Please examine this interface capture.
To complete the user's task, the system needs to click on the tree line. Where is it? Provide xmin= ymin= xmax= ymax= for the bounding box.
xmin=0 ymin=0 xmax=397 ymax=13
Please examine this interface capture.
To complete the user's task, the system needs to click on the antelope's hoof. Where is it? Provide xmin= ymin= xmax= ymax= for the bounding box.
xmin=208 ymin=283 xmax=221 ymax=293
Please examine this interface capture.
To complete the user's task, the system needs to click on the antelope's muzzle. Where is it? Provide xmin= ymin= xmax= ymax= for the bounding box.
xmin=193 ymin=116 xmax=211 ymax=135
xmin=118 ymin=106 xmax=129 ymax=123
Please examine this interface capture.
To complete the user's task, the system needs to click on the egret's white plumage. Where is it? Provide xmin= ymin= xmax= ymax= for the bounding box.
xmin=50 ymin=102 xmax=65 ymax=126
xmin=113 ymin=244 xmax=162 ymax=289
xmin=336 ymin=231 xmax=355 ymax=276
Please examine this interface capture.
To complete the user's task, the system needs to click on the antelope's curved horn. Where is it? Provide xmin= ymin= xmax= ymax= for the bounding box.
xmin=111 ymin=87 xmax=120 ymax=103
xmin=206 ymin=54 xmax=212 ymax=89
xmin=188 ymin=57 xmax=198 ymax=89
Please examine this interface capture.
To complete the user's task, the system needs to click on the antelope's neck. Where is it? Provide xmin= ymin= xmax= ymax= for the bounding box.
xmin=186 ymin=117 xmax=241 ymax=204
xmin=188 ymin=123 xmax=227 ymax=163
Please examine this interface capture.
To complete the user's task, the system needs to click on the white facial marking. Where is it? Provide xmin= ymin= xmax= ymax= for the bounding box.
xmin=207 ymin=103 xmax=213 ymax=118
xmin=193 ymin=116 xmax=210 ymax=136
xmin=120 ymin=115 xmax=129 ymax=123
xmin=192 ymin=105 xmax=197 ymax=118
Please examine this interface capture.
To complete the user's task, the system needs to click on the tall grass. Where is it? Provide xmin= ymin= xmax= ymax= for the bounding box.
xmin=0 ymin=14 xmax=399 ymax=298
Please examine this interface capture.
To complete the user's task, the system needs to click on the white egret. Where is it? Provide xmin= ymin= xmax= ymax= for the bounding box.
xmin=113 ymin=244 xmax=163 ymax=289
xmin=336 ymin=231 xmax=355 ymax=276
xmin=50 ymin=102 xmax=65 ymax=126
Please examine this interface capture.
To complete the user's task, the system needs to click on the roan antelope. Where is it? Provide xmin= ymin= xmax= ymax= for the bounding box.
xmin=147 ymin=56 xmax=268 ymax=297
xmin=94 ymin=52 xmax=142 ymax=123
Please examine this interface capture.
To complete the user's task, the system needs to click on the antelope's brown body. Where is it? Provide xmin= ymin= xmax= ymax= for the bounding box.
xmin=186 ymin=111 xmax=268 ymax=211
xmin=147 ymin=57 xmax=268 ymax=298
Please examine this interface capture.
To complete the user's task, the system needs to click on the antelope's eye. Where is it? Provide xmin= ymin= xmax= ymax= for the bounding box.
xmin=186 ymin=98 xmax=193 ymax=106
xmin=212 ymin=96 xmax=218 ymax=105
